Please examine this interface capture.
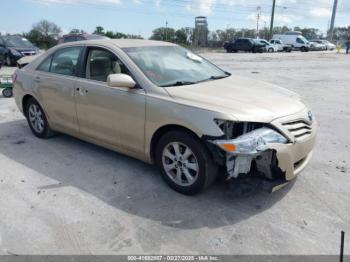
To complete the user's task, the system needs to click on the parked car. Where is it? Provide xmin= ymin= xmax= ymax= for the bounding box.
xmin=13 ymin=39 xmax=317 ymax=195
xmin=58 ymin=33 xmax=109 ymax=44
xmin=309 ymin=41 xmax=327 ymax=51
xmin=273 ymin=34 xmax=311 ymax=52
xmin=224 ymin=38 xmax=265 ymax=53
xmin=256 ymin=39 xmax=278 ymax=52
xmin=0 ymin=35 xmax=39 ymax=66
xmin=269 ymin=39 xmax=293 ymax=52
xmin=310 ymin=39 xmax=336 ymax=50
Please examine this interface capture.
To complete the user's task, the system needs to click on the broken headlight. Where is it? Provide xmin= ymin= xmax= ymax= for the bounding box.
xmin=212 ymin=127 xmax=288 ymax=155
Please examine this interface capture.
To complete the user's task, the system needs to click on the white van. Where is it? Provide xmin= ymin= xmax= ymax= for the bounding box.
xmin=272 ymin=34 xmax=311 ymax=52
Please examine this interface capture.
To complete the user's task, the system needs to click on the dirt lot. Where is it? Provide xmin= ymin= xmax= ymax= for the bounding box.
xmin=0 ymin=51 xmax=349 ymax=255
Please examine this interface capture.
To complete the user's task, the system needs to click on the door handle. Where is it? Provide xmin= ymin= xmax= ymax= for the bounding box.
xmin=34 ymin=76 xmax=41 ymax=83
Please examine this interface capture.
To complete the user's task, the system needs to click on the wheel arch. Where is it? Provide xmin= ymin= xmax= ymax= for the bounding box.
xmin=149 ymin=124 xmax=201 ymax=163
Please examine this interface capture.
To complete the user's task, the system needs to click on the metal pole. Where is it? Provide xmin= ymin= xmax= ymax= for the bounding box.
xmin=256 ymin=6 xmax=261 ymax=39
xmin=165 ymin=21 xmax=168 ymax=41
xmin=340 ymin=231 xmax=345 ymax=262
xmin=329 ymin=0 xmax=338 ymax=41
xmin=269 ymin=0 xmax=276 ymax=39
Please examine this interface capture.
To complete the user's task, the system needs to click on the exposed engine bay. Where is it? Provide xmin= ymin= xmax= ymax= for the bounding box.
xmin=206 ymin=120 xmax=289 ymax=190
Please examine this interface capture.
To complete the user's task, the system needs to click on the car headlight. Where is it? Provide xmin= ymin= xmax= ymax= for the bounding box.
xmin=9 ymin=48 xmax=22 ymax=56
xmin=212 ymin=127 xmax=288 ymax=155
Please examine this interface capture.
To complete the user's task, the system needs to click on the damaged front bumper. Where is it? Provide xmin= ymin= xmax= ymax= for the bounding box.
xmin=210 ymin=119 xmax=317 ymax=192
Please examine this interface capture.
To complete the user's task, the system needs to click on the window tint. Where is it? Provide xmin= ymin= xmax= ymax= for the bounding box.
xmin=64 ymin=36 xmax=77 ymax=43
xmin=51 ymin=47 xmax=82 ymax=76
xmin=86 ymin=48 xmax=129 ymax=82
xmin=37 ymin=56 xmax=52 ymax=72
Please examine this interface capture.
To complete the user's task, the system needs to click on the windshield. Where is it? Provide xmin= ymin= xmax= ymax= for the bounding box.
xmin=3 ymin=36 xmax=35 ymax=48
xmin=299 ymin=36 xmax=309 ymax=44
xmin=123 ymin=46 xmax=229 ymax=87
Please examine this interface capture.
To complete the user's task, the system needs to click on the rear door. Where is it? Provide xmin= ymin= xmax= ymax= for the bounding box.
xmin=34 ymin=46 xmax=83 ymax=133
xmin=74 ymin=46 xmax=146 ymax=156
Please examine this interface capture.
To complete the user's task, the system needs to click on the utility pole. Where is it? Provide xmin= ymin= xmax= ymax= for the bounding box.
xmin=256 ymin=6 xmax=261 ymax=39
xmin=329 ymin=0 xmax=338 ymax=41
xmin=165 ymin=21 xmax=168 ymax=41
xmin=269 ymin=0 xmax=276 ymax=39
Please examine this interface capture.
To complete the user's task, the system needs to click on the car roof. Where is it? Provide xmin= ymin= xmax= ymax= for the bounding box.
xmin=57 ymin=39 xmax=176 ymax=48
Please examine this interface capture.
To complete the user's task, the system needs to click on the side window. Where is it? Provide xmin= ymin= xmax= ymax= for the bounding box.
xmin=296 ymin=37 xmax=304 ymax=44
xmin=37 ymin=55 xmax=52 ymax=72
xmin=86 ymin=48 xmax=129 ymax=82
xmin=51 ymin=47 xmax=82 ymax=76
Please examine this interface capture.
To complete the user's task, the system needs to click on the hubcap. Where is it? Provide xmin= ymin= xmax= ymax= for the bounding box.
xmin=162 ymin=142 xmax=199 ymax=186
xmin=28 ymin=104 xmax=45 ymax=134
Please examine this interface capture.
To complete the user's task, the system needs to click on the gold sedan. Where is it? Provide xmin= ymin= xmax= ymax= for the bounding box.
xmin=13 ymin=39 xmax=317 ymax=195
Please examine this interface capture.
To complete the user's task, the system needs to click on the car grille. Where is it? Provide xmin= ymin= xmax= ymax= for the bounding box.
xmin=282 ymin=120 xmax=312 ymax=141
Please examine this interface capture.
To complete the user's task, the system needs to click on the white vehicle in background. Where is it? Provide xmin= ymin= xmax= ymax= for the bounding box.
xmin=270 ymin=39 xmax=293 ymax=52
xmin=256 ymin=39 xmax=278 ymax=52
xmin=309 ymin=41 xmax=327 ymax=51
xmin=310 ymin=39 xmax=336 ymax=50
xmin=273 ymin=34 xmax=311 ymax=52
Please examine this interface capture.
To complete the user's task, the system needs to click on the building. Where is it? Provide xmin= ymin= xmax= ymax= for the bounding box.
xmin=193 ymin=16 xmax=208 ymax=47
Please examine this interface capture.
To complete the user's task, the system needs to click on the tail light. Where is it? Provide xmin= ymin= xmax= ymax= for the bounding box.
xmin=12 ymin=73 xmax=17 ymax=84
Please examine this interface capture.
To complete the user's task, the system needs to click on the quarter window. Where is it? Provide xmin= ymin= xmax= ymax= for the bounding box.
xmin=86 ymin=48 xmax=129 ymax=82
xmin=50 ymin=47 xmax=82 ymax=76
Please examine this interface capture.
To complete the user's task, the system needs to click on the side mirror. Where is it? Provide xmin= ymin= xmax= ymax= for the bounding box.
xmin=107 ymin=73 xmax=136 ymax=89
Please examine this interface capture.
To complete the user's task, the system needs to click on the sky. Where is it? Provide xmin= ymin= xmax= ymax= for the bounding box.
xmin=1 ymin=0 xmax=349 ymax=38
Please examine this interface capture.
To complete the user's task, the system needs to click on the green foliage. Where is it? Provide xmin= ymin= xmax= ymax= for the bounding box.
xmin=23 ymin=20 xmax=61 ymax=49
xmin=94 ymin=26 xmax=143 ymax=39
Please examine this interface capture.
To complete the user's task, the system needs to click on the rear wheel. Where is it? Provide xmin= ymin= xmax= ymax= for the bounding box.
xmin=155 ymin=130 xmax=217 ymax=195
xmin=2 ymin=88 xmax=12 ymax=98
xmin=24 ymin=97 xmax=54 ymax=138
xmin=268 ymin=48 xmax=274 ymax=53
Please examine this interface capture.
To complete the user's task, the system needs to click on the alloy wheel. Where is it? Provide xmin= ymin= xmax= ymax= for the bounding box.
xmin=28 ymin=104 xmax=45 ymax=134
xmin=162 ymin=142 xmax=199 ymax=187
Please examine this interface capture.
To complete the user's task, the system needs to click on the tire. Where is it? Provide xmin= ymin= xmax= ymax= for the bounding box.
xmin=155 ymin=130 xmax=218 ymax=195
xmin=300 ymin=46 xmax=306 ymax=52
xmin=268 ymin=48 xmax=274 ymax=53
xmin=2 ymin=88 xmax=13 ymax=98
xmin=5 ymin=55 xmax=13 ymax=66
xmin=24 ymin=97 xmax=54 ymax=139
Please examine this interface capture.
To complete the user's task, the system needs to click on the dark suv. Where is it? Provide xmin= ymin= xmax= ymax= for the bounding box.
xmin=0 ymin=35 xmax=39 ymax=66
xmin=58 ymin=34 xmax=109 ymax=44
xmin=224 ymin=38 xmax=265 ymax=53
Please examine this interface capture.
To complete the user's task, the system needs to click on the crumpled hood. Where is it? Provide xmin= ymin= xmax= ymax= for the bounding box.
xmin=165 ymin=75 xmax=306 ymax=123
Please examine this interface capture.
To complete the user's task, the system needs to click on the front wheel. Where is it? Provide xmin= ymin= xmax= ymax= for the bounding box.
xmin=24 ymin=97 xmax=54 ymax=138
xmin=155 ymin=130 xmax=218 ymax=195
xmin=268 ymin=48 xmax=274 ymax=53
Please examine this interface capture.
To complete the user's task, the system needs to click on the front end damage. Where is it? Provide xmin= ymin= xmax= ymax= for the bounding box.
xmin=206 ymin=119 xmax=316 ymax=192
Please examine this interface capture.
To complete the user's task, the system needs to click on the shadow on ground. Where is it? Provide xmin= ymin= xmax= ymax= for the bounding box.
xmin=0 ymin=119 xmax=294 ymax=229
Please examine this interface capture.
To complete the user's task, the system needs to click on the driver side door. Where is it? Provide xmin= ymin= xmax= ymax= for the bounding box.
xmin=75 ymin=46 xmax=146 ymax=158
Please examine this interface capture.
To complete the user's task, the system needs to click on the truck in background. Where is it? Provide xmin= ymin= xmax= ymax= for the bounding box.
xmin=272 ymin=32 xmax=311 ymax=52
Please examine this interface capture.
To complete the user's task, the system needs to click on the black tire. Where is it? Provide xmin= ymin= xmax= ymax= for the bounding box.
xmin=300 ymin=46 xmax=306 ymax=52
xmin=2 ymin=88 xmax=13 ymax=98
xmin=268 ymin=48 xmax=274 ymax=53
xmin=5 ymin=55 xmax=13 ymax=66
xmin=155 ymin=130 xmax=218 ymax=195
xmin=24 ymin=97 xmax=54 ymax=139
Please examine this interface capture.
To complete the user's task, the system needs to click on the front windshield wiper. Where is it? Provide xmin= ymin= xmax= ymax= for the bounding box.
xmin=198 ymin=72 xmax=231 ymax=83
xmin=160 ymin=81 xmax=197 ymax=87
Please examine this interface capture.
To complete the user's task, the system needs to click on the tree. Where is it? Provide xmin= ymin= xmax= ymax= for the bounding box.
xmin=175 ymin=28 xmax=189 ymax=45
xmin=23 ymin=20 xmax=61 ymax=49
xmin=69 ymin=28 xmax=86 ymax=34
xmin=94 ymin=26 xmax=105 ymax=35
xmin=150 ymin=27 xmax=176 ymax=42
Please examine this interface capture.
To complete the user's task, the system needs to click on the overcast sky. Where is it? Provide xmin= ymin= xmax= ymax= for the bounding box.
xmin=1 ymin=0 xmax=349 ymax=37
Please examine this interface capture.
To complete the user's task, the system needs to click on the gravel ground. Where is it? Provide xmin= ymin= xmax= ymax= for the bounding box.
xmin=0 ymin=51 xmax=349 ymax=255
